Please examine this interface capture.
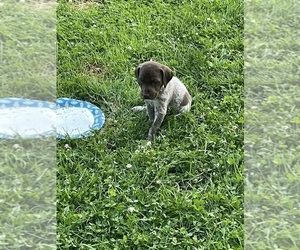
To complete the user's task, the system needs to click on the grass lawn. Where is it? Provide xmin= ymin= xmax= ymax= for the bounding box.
xmin=245 ymin=0 xmax=300 ymax=249
xmin=0 ymin=1 xmax=56 ymax=101
xmin=57 ymin=0 xmax=243 ymax=249
xmin=0 ymin=2 xmax=56 ymax=249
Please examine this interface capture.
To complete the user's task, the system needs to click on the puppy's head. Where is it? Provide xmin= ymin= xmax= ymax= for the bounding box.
xmin=135 ymin=61 xmax=173 ymax=100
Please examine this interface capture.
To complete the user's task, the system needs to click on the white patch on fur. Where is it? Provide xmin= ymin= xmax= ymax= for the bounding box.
xmin=147 ymin=77 xmax=192 ymax=114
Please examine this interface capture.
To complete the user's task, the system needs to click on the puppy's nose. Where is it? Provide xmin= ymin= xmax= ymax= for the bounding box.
xmin=142 ymin=93 xmax=151 ymax=100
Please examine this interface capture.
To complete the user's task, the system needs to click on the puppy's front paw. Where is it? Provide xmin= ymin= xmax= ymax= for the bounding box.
xmin=147 ymin=131 xmax=155 ymax=142
xmin=131 ymin=105 xmax=147 ymax=112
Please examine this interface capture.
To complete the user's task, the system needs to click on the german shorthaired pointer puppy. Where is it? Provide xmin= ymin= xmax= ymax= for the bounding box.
xmin=135 ymin=61 xmax=192 ymax=142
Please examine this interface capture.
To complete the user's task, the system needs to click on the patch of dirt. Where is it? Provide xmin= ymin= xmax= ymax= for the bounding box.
xmin=86 ymin=63 xmax=105 ymax=76
xmin=71 ymin=0 xmax=104 ymax=10
xmin=22 ymin=1 xmax=58 ymax=10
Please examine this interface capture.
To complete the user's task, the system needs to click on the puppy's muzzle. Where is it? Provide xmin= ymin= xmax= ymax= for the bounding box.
xmin=141 ymin=85 xmax=164 ymax=100
xmin=141 ymin=91 xmax=157 ymax=100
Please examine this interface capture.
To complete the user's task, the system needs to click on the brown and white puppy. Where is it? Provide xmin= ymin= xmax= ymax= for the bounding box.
xmin=135 ymin=61 xmax=192 ymax=142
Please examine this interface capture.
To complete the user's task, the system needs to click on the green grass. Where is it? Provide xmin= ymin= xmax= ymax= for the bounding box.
xmin=245 ymin=0 xmax=300 ymax=249
xmin=57 ymin=0 xmax=243 ymax=249
xmin=0 ymin=1 xmax=56 ymax=100
xmin=0 ymin=139 xmax=56 ymax=249
xmin=0 ymin=2 xmax=56 ymax=249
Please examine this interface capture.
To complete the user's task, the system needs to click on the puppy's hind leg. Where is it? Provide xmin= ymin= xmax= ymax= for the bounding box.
xmin=179 ymin=93 xmax=192 ymax=113
xmin=179 ymin=101 xmax=192 ymax=113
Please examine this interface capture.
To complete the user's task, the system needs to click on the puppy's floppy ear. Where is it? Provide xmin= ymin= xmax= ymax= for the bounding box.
xmin=135 ymin=65 xmax=141 ymax=79
xmin=160 ymin=65 xmax=173 ymax=86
